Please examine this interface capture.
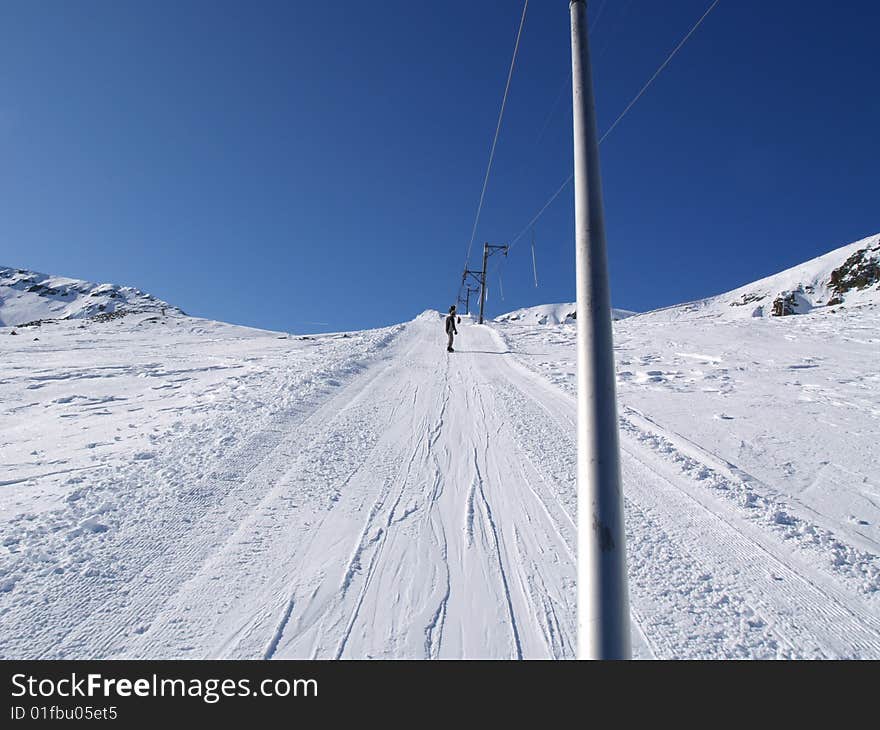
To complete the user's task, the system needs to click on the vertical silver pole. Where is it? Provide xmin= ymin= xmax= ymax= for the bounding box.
xmin=570 ymin=0 xmax=630 ymax=660
xmin=478 ymin=243 xmax=489 ymax=324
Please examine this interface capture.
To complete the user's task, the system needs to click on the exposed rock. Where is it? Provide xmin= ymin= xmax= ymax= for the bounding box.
xmin=829 ymin=244 xmax=880 ymax=296
xmin=730 ymin=292 xmax=765 ymax=307
xmin=772 ymin=292 xmax=797 ymax=317
xmin=92 ymin=309 xmax=128 ymax=323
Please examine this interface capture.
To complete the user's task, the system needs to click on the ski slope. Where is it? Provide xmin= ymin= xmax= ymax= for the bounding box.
xmin=2 ymin=312 xmax=589 ymax=659
xmin=0 ymin=312 xmax=877 ymax=659
xmin=1 ymin=235 xmax=878 ymax=659
xmin=495 ymin=306 xmax=880 ymax=658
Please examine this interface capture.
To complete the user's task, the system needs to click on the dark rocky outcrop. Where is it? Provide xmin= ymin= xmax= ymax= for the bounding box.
xmin=829 ymin=244 xmax=880 ymax=296
xmin=730 ymin=293 xmax=765 ymax=308
xmin=92 ymin=309 xmax=128 ymax=323
xmin=772 ymin=293 xmax=797 ymax=317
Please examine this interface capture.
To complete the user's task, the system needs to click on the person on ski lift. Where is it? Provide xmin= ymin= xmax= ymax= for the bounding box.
xmin=445 ymin=305 xmax=458 ymax=353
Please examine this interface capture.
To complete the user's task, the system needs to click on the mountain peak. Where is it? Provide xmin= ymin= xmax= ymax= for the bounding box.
xmin=0 ymin=266 xmax=181 ymax=327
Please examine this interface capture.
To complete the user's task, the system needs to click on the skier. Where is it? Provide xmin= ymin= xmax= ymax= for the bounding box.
xmin=445 ymin=305 xmax=458 ymax=353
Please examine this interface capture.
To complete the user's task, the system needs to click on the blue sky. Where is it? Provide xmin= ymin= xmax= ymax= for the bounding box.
xmin=1 ymin=1 xmax=877 ymax=333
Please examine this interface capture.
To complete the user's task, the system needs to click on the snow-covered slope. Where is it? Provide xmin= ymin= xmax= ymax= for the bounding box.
xmin=650 ymin=232 xmax=880 ymax=321
xmin=1 ymin=234 xmax=878 ymax=660
xmin=0 ymin=266 xmax=179 ymax=326
xmin=496 ymin=233 xmax=880 ymax=327
xmin=496 ymin=302 xmax=637 ymax=325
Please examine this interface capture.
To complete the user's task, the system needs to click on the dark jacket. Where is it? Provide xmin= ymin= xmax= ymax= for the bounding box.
xmin=445 ymin=314 xmax=457 ymax=335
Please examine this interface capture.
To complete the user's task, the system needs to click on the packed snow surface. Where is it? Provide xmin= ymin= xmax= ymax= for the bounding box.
xmin=1 ymin=235 xmax=879 ymax=659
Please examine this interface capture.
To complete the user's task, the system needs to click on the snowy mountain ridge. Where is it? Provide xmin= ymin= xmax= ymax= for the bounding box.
xmin=0 ymin=266 xmax=180 ymax=327
xmin=647 ymin=232 xmax=880 ymax=321
xmin=496 ymin=302 xmax=637 ymax=325
xmin=495 ymin=233 xmax=879 ymax=326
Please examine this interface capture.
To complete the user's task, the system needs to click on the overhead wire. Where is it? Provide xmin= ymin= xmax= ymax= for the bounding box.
xmin=531 ymin=2 xmax=609 ymax=161
xmin=531 ymin=230 xmax=539 ymax=287
xmin=599 ymin=0 xmax=720 ymax=145
xmin=534 ymin=70 xmax=572 ymax=146
xmin=504 ymin=0 xmax=722 ymax=261
xmin=460 ymin=0 xmax=530 ymax=282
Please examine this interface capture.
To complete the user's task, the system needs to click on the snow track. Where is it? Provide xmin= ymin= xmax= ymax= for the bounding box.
xmin=123 ymin=318 xmax=581 ymax=659
xmin=2 ymin=312 xmax=878 ymax=658
xmin=494 ymin=321 xmax=880 ymax=659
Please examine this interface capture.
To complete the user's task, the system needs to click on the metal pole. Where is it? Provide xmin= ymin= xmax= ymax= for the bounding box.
xmin=478 ymin=243 xmax=489 ymax=324
xmin=570 ymin=0 xmax=630 ymax=660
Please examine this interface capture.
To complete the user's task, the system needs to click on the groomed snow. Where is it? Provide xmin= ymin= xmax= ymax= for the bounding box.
xmin=1 ymin=234 xmax=878 ymax=659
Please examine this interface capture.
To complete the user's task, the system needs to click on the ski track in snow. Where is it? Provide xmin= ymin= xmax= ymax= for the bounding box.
xmin=1 ymin=304 xmax=879 ymax=658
